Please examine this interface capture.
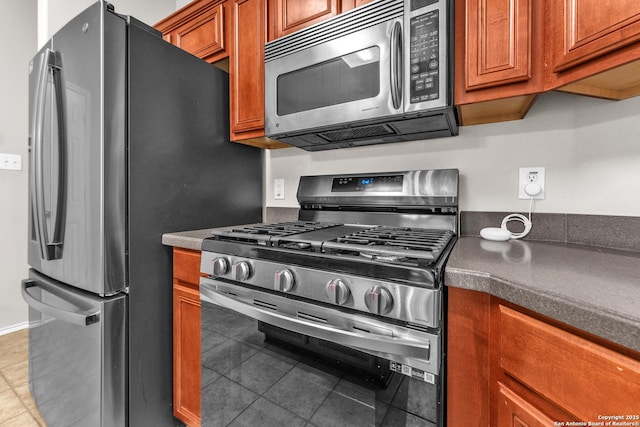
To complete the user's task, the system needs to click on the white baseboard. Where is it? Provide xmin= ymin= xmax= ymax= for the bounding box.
xmin=0 ymin=321 xmax=29 ymax=336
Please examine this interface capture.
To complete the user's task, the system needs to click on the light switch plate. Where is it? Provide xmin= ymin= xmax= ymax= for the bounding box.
xmin=0 ymin=153 xmax=22 ymax=171
xmin=274 ymin=178 xmax=285 ymax=200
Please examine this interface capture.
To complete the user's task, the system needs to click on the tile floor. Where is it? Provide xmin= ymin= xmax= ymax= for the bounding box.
xmin=0 ymin=329 xmax=46 ymax=426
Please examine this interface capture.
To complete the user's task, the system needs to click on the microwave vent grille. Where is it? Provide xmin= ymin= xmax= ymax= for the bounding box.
xmin=319 ymin=124 xmax=396 ymax=142
xmin=265 ymin=0 xmax=403 ymax=62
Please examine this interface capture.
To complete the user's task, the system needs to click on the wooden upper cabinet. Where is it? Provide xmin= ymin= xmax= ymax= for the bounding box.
xmin=454 ymin=0 xmax=545 ymax=125
xmin=550 ymin=0 xmax=640 ymax=72
xmin=464 ymin=0 xmax=532 ymax=90
xmin=547 ymin=0 xmax=640 ymax=100
xmin=267 ymin=0 xmax=375 ymax=41
xmin=155 ymin=0 xmax=230 ymax=64
xmin=268 ymin=0 xmax=339 ymax=40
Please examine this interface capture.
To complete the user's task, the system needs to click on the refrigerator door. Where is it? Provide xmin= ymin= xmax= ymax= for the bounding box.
xmin=27 ymin=1 xmax=127 ymax=295
xmin=22 ymin=269 xmax=126 ymax=427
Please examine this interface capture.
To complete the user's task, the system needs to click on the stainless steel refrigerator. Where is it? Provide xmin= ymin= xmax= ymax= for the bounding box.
xmin=21 ymin=2 xmax=263 ymax=426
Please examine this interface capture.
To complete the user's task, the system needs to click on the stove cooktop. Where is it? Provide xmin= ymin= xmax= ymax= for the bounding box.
xmin=208 ymin=221 xmax=455 ymax=269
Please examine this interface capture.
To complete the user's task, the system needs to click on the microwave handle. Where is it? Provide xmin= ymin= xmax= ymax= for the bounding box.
xmin=390 ymin=21 xmax=402 ymax=110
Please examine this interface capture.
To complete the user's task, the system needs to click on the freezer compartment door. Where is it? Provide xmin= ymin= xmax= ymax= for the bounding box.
xmin=22 ymin=269 xmax=126 ymax=427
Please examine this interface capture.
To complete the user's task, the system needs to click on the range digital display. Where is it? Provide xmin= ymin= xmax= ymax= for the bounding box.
xmin=331 ymin=175 xmax=404 ymax=192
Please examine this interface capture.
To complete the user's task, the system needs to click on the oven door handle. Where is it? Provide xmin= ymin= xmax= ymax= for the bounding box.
xmin=200 ymin=285 xmax=430 ymax=361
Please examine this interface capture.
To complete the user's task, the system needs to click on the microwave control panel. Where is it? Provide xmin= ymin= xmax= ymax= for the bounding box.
xmin=409 ymin=8 xmax=440 ymax=104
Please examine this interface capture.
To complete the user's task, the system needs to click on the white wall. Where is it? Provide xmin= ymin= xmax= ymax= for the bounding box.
xmin=0 ymin=0 xmax=37 ymax=333
xmin=0 ymin=0 xmax=180 ymax=332
xmin=265 ymin=91 xmax=640 ymax=217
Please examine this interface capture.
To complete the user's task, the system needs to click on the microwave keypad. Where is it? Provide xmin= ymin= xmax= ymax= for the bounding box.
xmin=410 ymin=10 xmax=440 ymax=103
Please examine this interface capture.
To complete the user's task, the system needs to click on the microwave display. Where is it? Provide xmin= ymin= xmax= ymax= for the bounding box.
xmin=409 ymin=10 xmax=439 ymax=103
xmin=276 ymin=47 xmax=381 ymax=116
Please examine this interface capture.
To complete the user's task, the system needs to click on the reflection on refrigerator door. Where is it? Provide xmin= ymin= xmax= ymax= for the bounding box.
xmin=22 ymin=270 xmax=126 ymax=427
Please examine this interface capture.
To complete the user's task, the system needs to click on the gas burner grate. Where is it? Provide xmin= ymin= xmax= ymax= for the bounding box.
xmin=322 ymin=226 xmax=454 ymax=263
xmin=212 ymin=221 xmax=340 ymax=244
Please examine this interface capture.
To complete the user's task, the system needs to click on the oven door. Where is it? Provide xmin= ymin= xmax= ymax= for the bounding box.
xmin=265 ymin=17 xmax=403 ymax=137
xmin=200 ymin=278 xmax=444 ymax=426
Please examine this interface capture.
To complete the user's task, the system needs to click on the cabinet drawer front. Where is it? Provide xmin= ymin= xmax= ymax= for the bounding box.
xmin=500 ymin=305 xmax=640 ymax=420
xmin=173 ymin=248 xmax=202 ymax=286
xmin=552 ymin=0 xmax=640 ymax=71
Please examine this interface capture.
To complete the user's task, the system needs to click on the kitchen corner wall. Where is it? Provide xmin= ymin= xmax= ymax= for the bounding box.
xmin=265 ymin=91 xmax=640 ymax=217
xmin=0 ymin=0 xmax=36 ymax=333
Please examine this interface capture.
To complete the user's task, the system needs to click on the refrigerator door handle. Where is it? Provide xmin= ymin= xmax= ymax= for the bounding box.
xmin=31 ymin=49 xmax=67 ymax=261
xmin=21 ymin=279 xmax=100 ymax=326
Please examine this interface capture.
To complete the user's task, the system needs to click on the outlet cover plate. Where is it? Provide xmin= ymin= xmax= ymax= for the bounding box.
xmin=518 ymin=167 xmax=545 ymax=199
xmin=274 ymin=178 xmax=285 ymax=200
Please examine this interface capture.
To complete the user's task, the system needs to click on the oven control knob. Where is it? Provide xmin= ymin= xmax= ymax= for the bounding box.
xmin=274 ymin=269 xmax=295 ymax=292
xmin=364 ymin=286 xmax=393 ymax=315
xmin=325 ymin=279 xmax=350 ymax=305
xmin=211 ymin=257 xmax=230 ymax=276
xmin=232 ymin=261 xmax=251 ymax=281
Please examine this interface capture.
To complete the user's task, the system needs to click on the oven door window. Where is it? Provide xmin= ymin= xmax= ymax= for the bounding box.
xmin=276 ymin=47 xmax=380 ymax=116
xmin=201 ymin=299 xmax=442 ymax=426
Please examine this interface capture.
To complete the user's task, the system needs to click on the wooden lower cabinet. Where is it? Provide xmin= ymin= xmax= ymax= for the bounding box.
xmin=448 ymin=287 xmax=640 ymax=427
xmin=172 ymin=248 xmax=202 ymax=427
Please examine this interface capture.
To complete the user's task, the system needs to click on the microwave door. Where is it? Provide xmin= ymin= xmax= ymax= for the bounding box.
xmin=265 ymin=18 xmax=402 ymax=136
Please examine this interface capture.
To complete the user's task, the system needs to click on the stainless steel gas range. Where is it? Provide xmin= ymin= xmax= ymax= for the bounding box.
xmin=199 ymin=169 xmax=458 ymax=426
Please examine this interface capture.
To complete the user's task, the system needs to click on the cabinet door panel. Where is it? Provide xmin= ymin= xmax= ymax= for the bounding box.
xmin=553 ymin=0 xmax=640 ymax=71
xmin=497 ymin=383 xmax=554 ymax=427
xmin=231 ymin=0 xmax=266 ymax=138
xmin=173 ymin=283 xmax=201 ymax=427
xmin=155 ymin=0 xmax=229 ymax=64
xmin=465 ymin=0 xmax=532 ymax=90
xmin=269 ymin=0 xmax=339 ymax=40
xmin=176 ymin=4 xmax=225 ymax=60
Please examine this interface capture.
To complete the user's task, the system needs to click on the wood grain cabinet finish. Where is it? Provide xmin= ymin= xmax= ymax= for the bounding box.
xmin=550 ymin=0 xmax=640 ymax=72
xmin=447 ymin=287 xmax=640 ymax=427
xmin=267 ymin=0 xmax=339 ymax=40
xmin=499 ymin=305 xmax=640 ymax=421
xmin=155 ymin=0 xmax=229 ymax=64
xmin=454 ymin=0 xmax=545 ymax=125
xmin=547 ymin=0 xmax=640 ymax=100
xmin=497 ymin=383 xmax=555 ymax=427
xmin=172 ymin=248 xmax=202 ymax=427
xmin=266 ymin=0 xmax=375 ymax=40
xmin=230 ymin=0 xmax=266 ymax=141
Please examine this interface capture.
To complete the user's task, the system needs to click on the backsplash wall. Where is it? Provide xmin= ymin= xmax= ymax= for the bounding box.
xmin=265 ymin=91 xmax=640 ymax=217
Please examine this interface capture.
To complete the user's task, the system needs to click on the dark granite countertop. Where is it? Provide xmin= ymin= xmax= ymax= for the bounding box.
xmin=445 ymin=237 xmax=640 ymax=352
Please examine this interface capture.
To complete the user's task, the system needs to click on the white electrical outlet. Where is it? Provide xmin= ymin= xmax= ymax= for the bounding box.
xmin=518 ymin=167 xmax=545 ymax=199
xmin=0 ymin=153 xmax=22 ymax=171
xmin=274 ymin=178 xmax=285 ymax=200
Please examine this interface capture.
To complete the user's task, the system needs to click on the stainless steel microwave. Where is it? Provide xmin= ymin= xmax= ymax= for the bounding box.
xmin=264 ymin=0 xmax=458 ymax=151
